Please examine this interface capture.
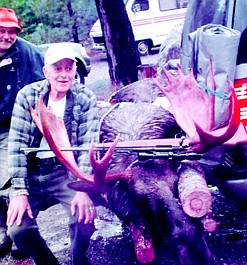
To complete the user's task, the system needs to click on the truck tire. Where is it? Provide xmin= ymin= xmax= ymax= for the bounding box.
xmin=137 ymin=40 xmax=151 ymax=56
xmin=75 ymin=64 xmax=85 ymax=84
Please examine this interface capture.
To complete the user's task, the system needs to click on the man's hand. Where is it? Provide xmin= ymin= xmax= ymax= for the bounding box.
xmin=71 ymin=192 xmax=96 ymax=224
xmin=7 ymin=195 xmax=33 ymax=227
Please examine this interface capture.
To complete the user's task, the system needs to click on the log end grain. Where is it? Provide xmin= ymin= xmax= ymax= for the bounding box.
xmin=180 ymin=187 xmax=212 ymax=218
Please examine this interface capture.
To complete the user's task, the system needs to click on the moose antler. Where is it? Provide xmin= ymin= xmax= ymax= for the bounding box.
xmin=154 ymin=64 xmax=214 ymax=138
xmin=30 ymin=94 xmax=126 ymax=184
xmin=89 ymin=134 xmax=120 ymax=185
xmin=188 ymin=86 xmax=240 ymax=152
xmin=154 ymin=63 xmax=240 ymax=152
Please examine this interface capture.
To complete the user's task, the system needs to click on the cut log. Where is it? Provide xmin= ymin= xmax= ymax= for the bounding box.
xmin=177 ymin=161 xmax=212 ymax=218
xmin=202 ymin=216 xmax=219 ymax=233
xmin=137 ymin=64 xmax=157 ymax=79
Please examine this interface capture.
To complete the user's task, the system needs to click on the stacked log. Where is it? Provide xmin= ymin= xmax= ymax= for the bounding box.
xmin=177 ymin=161 xmax=212 ymax=218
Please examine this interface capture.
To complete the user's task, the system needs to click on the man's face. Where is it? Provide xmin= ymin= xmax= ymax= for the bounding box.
xmin=0 ymin=26 xmax=18 ymax=53
xmin=43 ymin=58 xmax=77 ymax=99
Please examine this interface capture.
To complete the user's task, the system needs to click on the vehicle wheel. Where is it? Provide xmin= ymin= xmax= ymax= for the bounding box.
xmin=75 ymin=66 xmax=85 ymax=84
xmin=137 ymin=40 xmax=151 ymax=56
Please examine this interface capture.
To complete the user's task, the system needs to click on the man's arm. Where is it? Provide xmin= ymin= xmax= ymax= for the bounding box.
xmin=7 ymin=194 xmax=33 ymax=227
xmin=8 ymin=87 xmax=34 ymax=189
xmin=7 ymin=86 xmax=36 ymax=226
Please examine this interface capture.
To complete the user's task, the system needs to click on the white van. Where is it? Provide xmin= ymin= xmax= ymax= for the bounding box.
xmin=90 ymin=0 xmax=188 ymax=55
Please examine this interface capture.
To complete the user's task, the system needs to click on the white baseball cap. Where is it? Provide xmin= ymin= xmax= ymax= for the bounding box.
xmin=44 ymin=43 xmax=77 ymax=65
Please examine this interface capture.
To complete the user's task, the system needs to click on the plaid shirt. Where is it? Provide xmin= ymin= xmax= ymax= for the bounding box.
xmin=8 ymin=79 xmax=99 ymax=189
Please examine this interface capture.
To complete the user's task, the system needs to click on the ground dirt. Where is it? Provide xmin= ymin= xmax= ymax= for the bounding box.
xmin=0 ymin=51 xmax=247 ymax=265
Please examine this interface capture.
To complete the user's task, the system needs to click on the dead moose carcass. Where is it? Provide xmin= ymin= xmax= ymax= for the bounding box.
xmin=94 ymin=64 xmax=240 ymax=264
xmin=30 ymin=63 xmax=240 ymax=264
xmin=96 ymin=102 xmax=214 ymax=265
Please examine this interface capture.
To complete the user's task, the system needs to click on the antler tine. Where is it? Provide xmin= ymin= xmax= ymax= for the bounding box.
xmin=153 ymin=77 xmax=167 ymax=94
xmin=89 ymin=134 xmax=120 ymax=185
xmin=177 ymin=64 xmax=184 ymax=76
xmin=189 ymin=87 xmax=240 ymax=152
xmin=162 ymin=67 xmax=178 ymax=85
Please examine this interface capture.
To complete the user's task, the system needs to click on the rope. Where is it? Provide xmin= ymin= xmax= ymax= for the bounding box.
xmin=198 ymin=81 xmax=230 ymax=99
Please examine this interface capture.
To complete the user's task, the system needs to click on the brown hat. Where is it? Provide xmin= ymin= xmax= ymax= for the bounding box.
xmin=0 ymin=7 xmax=23 ymax=33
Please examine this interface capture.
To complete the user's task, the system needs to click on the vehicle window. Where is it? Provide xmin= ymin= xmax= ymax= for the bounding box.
xmin=159 ymin=0 xmax=178 ymax=11
xmin=132 ymin=0 xmax=149 ymax=12
xmin=179 ymin=0 xmax=189 ymax=8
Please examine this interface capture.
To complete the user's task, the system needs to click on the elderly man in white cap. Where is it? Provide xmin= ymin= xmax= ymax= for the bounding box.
xmin=6 ymin=43 xmax=99 ymax=265
xmin=0 ymin=7 xmax=44 ymax=258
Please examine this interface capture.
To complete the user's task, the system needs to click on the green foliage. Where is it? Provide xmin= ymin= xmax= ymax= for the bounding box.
xmin=0 ymin=0 xmax=98 ymax=44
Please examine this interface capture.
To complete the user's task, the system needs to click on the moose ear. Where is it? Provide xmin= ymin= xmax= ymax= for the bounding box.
xmin=67 ymin=181 xmax=106 ymax=205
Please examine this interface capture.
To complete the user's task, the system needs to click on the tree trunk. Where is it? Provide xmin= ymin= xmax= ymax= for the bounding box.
xmin=94 ymin=0 xmax=141 ymax=88
xmin=67 ymin=0 xmax=79 ymax=43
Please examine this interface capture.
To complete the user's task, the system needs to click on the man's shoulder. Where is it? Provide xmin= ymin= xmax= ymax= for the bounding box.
xmin=15 ymin=37 xmax=42 ymax=55
xmin=21 ymin=79 xmax=48 ymax=94
xmin=72 ymin=82 xmax=96 ymax=98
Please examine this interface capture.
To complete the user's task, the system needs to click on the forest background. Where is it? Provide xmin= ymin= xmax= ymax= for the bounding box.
xmin=0 ymin=0 xmax=97 ymax=45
